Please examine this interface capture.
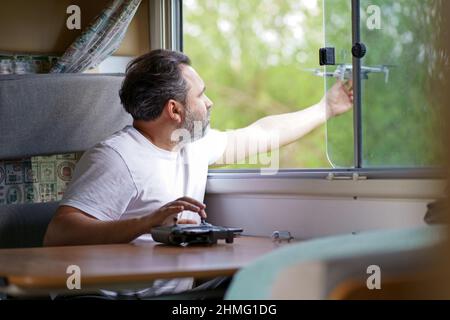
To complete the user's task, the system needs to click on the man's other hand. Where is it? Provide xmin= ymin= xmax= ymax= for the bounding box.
xmin=147 ymin=196 xmax=207 ymax=227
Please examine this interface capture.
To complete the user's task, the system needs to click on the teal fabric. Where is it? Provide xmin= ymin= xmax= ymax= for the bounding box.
xmin=225 ymin=226 xmax=446 ymax=300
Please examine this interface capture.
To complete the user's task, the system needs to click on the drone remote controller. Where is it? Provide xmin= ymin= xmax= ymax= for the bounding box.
xmin=151 ymin=220 xmax=243 ymax=246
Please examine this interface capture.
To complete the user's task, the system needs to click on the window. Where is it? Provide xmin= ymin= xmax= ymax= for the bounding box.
xmin=182 ymin=0 xmax=445 ymax=171
xmin=325 ymin=0 xmax=444 ymax=168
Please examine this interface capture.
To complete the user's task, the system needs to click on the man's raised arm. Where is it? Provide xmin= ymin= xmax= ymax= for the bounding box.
xmin=215 ymin=80 xmax=353 ymax=165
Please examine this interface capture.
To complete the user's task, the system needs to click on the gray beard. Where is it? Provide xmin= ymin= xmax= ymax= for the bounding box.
xmin=182 ymin=107 xmax=210 ymax=141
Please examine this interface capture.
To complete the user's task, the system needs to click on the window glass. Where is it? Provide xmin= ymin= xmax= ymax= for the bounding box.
xmin=325 ymin=0 xmax=445 ymax=168
xmin=183 ymin=0 xmax=329 ymax=169
xmin=323 ymin=0 xmax=353 ymax=167
xmin=360 ymin=0 xmax=444 ymax=167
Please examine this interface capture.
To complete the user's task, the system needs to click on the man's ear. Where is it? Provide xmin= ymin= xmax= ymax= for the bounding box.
xmin=165 ymin=99 xmax=183 ymax=124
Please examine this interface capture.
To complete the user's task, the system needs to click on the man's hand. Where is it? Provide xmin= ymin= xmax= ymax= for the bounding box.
xmin=320 ymin=80 xmax=353 ymax=119
xmin=145 ymin=196 xmax=207 ymax=227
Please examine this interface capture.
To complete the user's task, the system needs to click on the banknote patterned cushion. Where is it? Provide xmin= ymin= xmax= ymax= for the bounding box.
xmin=0 ymin=154 xmax=82 ymax=206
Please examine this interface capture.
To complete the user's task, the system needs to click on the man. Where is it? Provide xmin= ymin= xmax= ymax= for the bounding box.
xmin=43 ymin=49 xmax=352 ymax=297
xmin=44 ymin=49 xmax=352 ymax=246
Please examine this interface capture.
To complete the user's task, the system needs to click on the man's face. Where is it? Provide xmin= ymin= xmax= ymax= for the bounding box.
xmin=180 ymin=65 xmax=213 ymax=140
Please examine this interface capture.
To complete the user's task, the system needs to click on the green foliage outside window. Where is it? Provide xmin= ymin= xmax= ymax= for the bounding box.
xmin=184 ymin=0 xmax=445 ymax=169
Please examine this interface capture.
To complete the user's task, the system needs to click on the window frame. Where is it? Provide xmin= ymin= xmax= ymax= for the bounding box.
xmin=161 ymin=0 xmax=443 ymax=180
xmin=149 ymin=0 xmax=183 ymax=51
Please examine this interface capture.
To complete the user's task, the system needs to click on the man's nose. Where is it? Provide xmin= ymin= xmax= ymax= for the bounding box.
xmin=206 ymin=96 xmax=213 ymax=109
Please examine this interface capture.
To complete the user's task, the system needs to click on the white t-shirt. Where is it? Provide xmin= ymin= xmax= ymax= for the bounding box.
xmin=58 ymin=125 xmax=227 ymax=297
xmin=60 ymin=125 xmax=227 ymax=242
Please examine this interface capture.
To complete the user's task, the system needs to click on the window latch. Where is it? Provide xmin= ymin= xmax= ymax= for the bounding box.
xmin=352 ymin=42 xmax=367 ymax=59
xmin=326 ymin=172 xmax=368 ymax=181
xmin=319 ymin=47 xmax=335 ymax=66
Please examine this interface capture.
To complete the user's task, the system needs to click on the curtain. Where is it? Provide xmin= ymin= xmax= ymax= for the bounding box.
xmin=51 ymin=0 xmax=142 ymax=73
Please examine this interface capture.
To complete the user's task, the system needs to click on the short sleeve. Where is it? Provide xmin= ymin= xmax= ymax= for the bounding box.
xmin=191 ymin=128 xmax=228 ymax=165
xmin=60 ymin=145 xmax=137 ymax=221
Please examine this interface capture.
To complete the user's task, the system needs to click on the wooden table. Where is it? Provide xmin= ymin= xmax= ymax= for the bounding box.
xmin=0 ymin=236 xmax=280 ymax=296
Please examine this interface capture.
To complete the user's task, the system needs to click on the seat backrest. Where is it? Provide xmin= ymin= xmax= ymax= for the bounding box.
xmin=0 ymin=73 xmax=132 ymax=248
xmin=0 ymin=202 xmax=59 ymax=248
xmin=225 ymin=226 xmax=444 ymax=299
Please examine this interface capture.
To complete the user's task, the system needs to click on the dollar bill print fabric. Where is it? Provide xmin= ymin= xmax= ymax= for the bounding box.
xmin=0 ymin=54 xmax=59 ymax=75
xmin=50 ymin=0 xmax=142 ymax=73
xmin=0 ymin=153 xmax=82 ymax=205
